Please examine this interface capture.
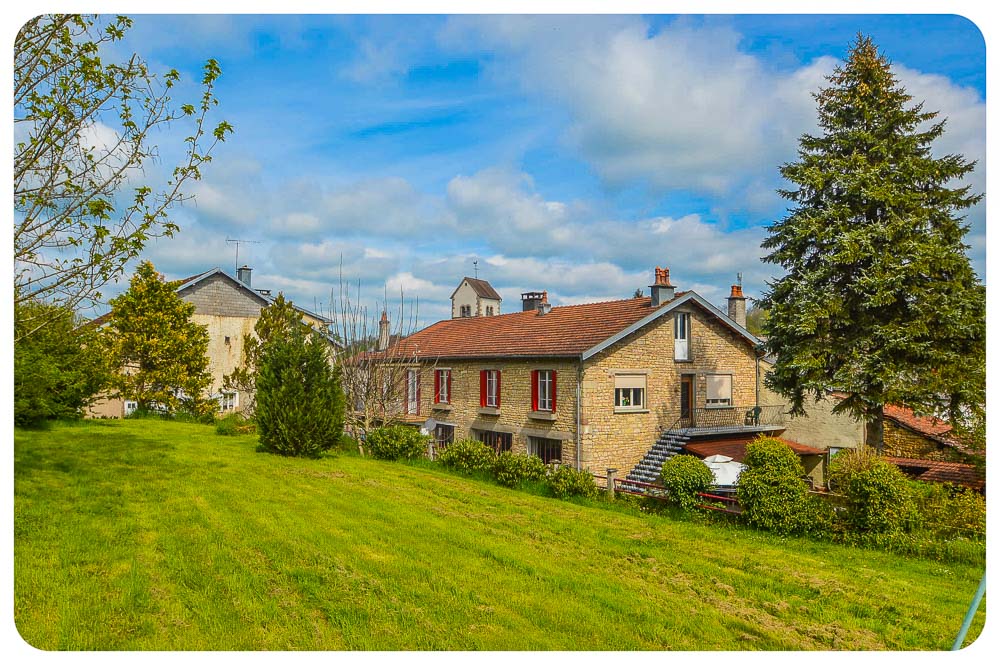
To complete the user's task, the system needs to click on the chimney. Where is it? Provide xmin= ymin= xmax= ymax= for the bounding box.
xmin=649 ymin=266 xmax=675 ymax=307
xmin=236 ymin=265 xmax=252 ymax=288
xmin=535 ymin=290 xmax=552 ymax=316
xmin=378 ymin=310 xmax=390 ymax=351
xmin=727 ymin=284 xmax=747 ymax=328
xmin=521 ymin=291 xmax=546 ymax=312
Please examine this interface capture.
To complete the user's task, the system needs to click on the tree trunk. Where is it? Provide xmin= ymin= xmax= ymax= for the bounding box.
xmin=865 ymin=404 xmax=885 ymax=453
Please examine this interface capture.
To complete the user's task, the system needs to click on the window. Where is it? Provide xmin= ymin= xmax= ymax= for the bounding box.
xmin=405 ymin=369 xmax=420 ymax=414
xmin=528 ymin=436 xmax=562 ymax=464
xmin=219 ymin=392 xmax=237 ymax=411
xmin=486 ymin=305 xmax=494 ymax=316
xmin=480 ymin=369 xmax=501 ymax=407
xmin=460 ymin=304 xmax=472 ymax=317
xmin=434 ymin=369 xmax=451 ymax=404
xmin=474 ymin=429 xmax=512 ymax=453
xmin=674 ymin=312 xmax=690 ymax=360
xmin=224 ymin=336 xmax=231 ymax=345
xmin=433 ymin=424 xmax=454 ymax=448
xmin=706 ymin=374 xmax=733 ymax=407
xmin=614 ymin=374 xmax=646 ymax=410
xmin=532 ymin=370 xmax=556 ymax=412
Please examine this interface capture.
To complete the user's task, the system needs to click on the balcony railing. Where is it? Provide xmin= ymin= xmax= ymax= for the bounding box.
xmin=670 ymin=404 xmax=787 ymax=433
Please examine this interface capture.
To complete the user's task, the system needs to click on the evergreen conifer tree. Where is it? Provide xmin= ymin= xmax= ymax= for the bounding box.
xmin=760 ymin=35 xmax=985 ymax=451
xmin=101 ymin=261 xmax=213 ymax=414
xmin=255 ymin=324 xmax=345 ymax=458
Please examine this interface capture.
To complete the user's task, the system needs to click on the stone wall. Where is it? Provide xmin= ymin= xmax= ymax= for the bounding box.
xmin=759 ymin=384 xmax=864 ymax=451
xmin=408 ymin=358 xmax=580 ymax=465
xmin=883 ymin=421 xmax=964 ymax=461
xmin=581 ymin=303 xmax=759 ymax=474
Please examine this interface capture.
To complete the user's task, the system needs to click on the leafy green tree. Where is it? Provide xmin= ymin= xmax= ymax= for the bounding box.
xmin=255 ymin=325 xmax=346 ymax=458
xmin=14 ymin=15 xmax=233 ymax=338
xmin=14 ymin=298 xmax=108 ymax=427
xmin=100 ymin=261 xmax=212 ymax=414
xmin=744 ymin=303 xmax=769 ymax=337
xmin=222 ymin=293 xmax=302 ymax=417
xmin=760 ymin=35 xmax=985 ymax=451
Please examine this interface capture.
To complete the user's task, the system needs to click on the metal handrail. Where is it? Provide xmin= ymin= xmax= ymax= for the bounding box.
xmin=663 ymin=404 xmax=786 ymax=433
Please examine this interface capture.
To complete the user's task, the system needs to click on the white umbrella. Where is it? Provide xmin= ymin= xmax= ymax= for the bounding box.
xmin=702 ymin=457 xmax=745 ymax=486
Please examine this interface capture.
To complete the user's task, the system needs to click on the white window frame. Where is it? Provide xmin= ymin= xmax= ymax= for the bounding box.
xmin=674 ymin=312 xmax=690 ymax=361
xmin=705 ymin=374 xmax=733 ymax=408
xmin=537 ymin=370 xmax=553 ymax=412
xmin=614 ymin=374 xmax=646 ymax=412
xmin=406 ymin=369 xmax=419 ymax=414
xmin=437 ymin=369 xmax=450 ymax=404
xmin=485 ymin=369 xmax=499 ymax=407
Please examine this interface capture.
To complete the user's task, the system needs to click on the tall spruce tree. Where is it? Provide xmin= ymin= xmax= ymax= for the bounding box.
xmin=101 ymin=261 xmax=213 ymax=414
xmin=760 ymin=35 xmax=985 ymax=452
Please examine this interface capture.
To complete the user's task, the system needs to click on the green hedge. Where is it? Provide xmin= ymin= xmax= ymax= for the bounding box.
xmin=437 ymin=438 xmax=496 ymax=474
xmin=659 ymin=455 xmax=713 ymax=510
xmin=366 ymin=425 xmax=429 ymax=461
xmin=548 ymin=465 xmax=599 ymax=499
xmin=493 ymin=452 xmax=547 ymax=487
xmin=737 ymin=436 xmax=820 ymax=535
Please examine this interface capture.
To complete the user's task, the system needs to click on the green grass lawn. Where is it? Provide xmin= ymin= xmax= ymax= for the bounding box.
xmin=14 ymin=419 xmax=986 ymax=650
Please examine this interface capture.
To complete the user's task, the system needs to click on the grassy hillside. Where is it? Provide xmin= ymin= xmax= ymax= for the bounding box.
xmin=14 ymin=419 xmax=985 ymax=650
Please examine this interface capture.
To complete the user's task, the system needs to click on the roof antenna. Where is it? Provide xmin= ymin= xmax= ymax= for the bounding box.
xmin=226 ymin=238 xmax=260 ymax=271
xmin=737 ymin=272 xmax=743 ymax=287
xmin=473 ymin=259 xmax=479 ymax=279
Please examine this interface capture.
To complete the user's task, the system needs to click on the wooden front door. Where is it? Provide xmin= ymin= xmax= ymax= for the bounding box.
xmin=680 ymin=374 xmax=694 ymax=423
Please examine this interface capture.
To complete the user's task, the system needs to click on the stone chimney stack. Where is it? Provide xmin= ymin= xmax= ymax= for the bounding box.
xmin=237 ymin=265 xmax=252 ymax=288
xmin=377 ymin=310 xmax=390 ymax=351
xmin=535 ymin=290 xmax=552 ymax=316
xmin=649 ymin=266 xmax=675 ymax=307
xmin=521 ymin=291 xmax=546 ymax=312
xmin=727 ymin=284 xmax=747 ymax=328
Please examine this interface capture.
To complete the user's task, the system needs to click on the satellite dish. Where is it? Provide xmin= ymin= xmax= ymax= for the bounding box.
xmin=421 ymin=417 xmax=438 ymax=435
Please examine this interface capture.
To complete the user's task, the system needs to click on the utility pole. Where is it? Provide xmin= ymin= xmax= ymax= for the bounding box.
xmin=226 ymin=238 xmax=260 ymax=271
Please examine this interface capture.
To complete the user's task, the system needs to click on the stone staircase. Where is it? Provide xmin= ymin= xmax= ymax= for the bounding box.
xmin=620 ymin=430 xmax=691 ymax=489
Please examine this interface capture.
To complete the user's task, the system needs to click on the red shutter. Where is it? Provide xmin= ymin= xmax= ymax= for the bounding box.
xmin=531 ymin=370 xmax=539 ymax=411
xmin=434 ymin=370 xmax=440 ymax=404
xmin=415 ymin=373 xmax=421 ymax=415
xmin=480 ymin=370 xmax=487 ymax=407
xmin=404 ymin=372 xmax=409 ymax=413
xmin=446 ymin=371 xmax=452 ymax=404
xmin=496 ymin=371 xmax=502 ymax=408
xmin=551 ymin=371 xmax=557 ymax=413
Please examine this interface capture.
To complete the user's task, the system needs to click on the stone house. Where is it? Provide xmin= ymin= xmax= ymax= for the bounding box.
xmin=87 ymin=265 xmax=334 ymax=418
xmin=379 ymin=267 xmax=793 ymax=483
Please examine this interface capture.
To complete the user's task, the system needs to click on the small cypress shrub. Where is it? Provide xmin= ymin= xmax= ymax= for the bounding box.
xmin=255 ymin=328 xmax=345 ymax=458
xmin=737 ymin=436 xmax=815 ymax=535
xmin=547 ymin=465 xmax=599 ymax=499
xmin=366 ymin=425 xmax=429 ymax=461
xmin=437 ymin=438 xmax=496 ymax=474
xmin=660 ymin=455 xmax=714 ymax=510
xmin=493 ymin=452 xmax=546 ymax=487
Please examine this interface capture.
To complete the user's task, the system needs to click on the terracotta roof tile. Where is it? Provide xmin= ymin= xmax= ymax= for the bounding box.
xmin=885 ymin=456 xmax=985 ymax=492
xmin=386 ymin=294 xmax=681 ymax=360
xmin=685 ymin=436 xmax=825 ymax=462
xmin=883 ymin=403 xmax=955 ymax=440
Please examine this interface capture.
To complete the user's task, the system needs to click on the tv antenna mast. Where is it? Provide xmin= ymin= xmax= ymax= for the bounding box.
xmin=737 ymin=272 xmax=743 ymax=287
xmin=226 ymin=238 xmax=260 ymax=271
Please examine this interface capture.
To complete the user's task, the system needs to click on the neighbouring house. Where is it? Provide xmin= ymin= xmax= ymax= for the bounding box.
xmin=884 ymin=457 xmax=985 ymax=493
xmin=87 ymin=265 xmax=335 ymax=418
xmin=684 ymin=437 xmax=828 ymax=488
xmin=373 ymin=267 xmax=788 ymax=484
xmin=451 ymin=276 xmax=502 ymax=318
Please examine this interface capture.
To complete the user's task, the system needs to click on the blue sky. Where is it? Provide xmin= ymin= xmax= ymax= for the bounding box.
xmin=100 ymin=14 xmax=986 ymax=326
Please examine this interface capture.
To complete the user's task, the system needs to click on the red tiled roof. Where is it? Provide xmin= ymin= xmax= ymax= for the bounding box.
xmin=883 ymin=403 xmax=955 ymax=440
xmin=385 ymin=294 xmax=683 ymax=360
xmin=885 ymin=456 xmax=985 ymax=492
xmin=685 ymin=437 xmax=825 ymax=462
